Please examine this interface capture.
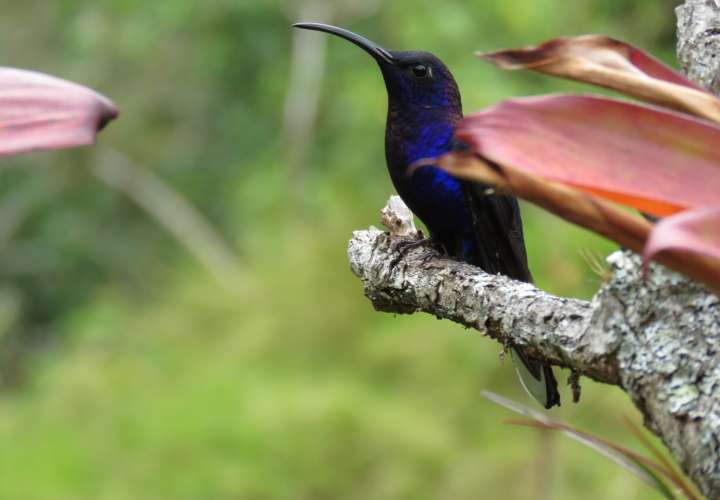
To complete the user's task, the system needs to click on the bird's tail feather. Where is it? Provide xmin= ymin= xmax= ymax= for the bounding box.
xmin=510 ymin=347 xmax=560 ymax=409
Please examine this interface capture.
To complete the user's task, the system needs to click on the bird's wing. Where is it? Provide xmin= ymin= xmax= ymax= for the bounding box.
xmin=461 ymin=181 xmax=533 ymax=283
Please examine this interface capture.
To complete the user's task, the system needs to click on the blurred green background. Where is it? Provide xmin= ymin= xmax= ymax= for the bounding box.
xmin=0 ymin=1 xmax=684 ymax=499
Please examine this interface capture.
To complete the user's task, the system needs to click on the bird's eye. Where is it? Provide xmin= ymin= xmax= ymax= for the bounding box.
xmin=412 ymin=64 xmax=430 ymax=78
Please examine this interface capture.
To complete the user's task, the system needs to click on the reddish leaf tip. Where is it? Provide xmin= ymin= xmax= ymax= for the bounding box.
xmin=96 ymin=94 xmax=119 ymax=131
xmin=642 ymin=208 xmax=720 ymax=272
xmin=0 ymin=67 xmax=120 ymax=157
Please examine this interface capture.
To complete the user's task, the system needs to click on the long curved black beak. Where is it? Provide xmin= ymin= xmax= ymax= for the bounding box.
xmin=293 ymin=22 xmax=395 ymax=65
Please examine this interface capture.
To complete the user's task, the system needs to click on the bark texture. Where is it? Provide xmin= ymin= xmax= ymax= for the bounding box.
xmin=677 ymin=0 xmax=720 ymax=94
xmin=348 ymin=196 xmax=720 ymax=498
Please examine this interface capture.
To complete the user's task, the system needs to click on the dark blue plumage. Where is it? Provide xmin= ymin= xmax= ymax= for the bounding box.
xmin=294 ymin=22 xmax=559 ymax=409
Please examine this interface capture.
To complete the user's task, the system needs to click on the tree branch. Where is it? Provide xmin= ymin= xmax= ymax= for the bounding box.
xmin=349 ymin=196 xmax=720 ymax=498
xmin=677 ymin=0 xmax=720 ymax=94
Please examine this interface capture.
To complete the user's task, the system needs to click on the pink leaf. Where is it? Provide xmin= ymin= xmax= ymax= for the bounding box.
xmin=0 ymin=67 xmax=118 ymax=157
xmin=480 ymin=35 xmax=704 ymax=91
xmin=478 ymin=35 xmax=719 ymax=122
xmin=456 ymin=94 xmax=720 ymax=216
xmin=622 ymin=41 xmax=704 ymax=91
xmin=644 ymin=207 xmax=720 ymax=273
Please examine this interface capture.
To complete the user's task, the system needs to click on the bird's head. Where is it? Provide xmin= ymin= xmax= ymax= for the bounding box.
xmin=293 ymin=23 xmax=461 ymax=117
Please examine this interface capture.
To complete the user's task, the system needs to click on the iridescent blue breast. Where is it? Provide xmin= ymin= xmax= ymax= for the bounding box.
xmin=385 ymin=118 xmax=478 ymax=262
xmin=392 ymin=164 xmax=476 ymax=256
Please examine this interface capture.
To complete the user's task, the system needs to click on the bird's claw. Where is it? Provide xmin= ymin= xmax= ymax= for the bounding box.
xmin=395 ymin=237 xmax=433 ymax=253
xmin=390 ymin=236 xmax=445 ymax=267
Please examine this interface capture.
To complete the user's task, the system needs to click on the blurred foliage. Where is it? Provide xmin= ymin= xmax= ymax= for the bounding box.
xmin=0 ymin=0 xmax=685 ymax=498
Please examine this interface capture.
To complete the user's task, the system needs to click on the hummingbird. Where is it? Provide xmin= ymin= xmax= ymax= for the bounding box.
xmin=293 ymin=22 xmax=560 ymax=409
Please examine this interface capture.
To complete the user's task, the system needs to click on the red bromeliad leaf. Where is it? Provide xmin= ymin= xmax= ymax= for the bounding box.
xmin=436 ymin=151 xmax=720 ymax=291
xmin=644 ymin=208 xmax=720 ymax=268
xmin=477 ymin=35 xmax=720 ymax=123
xmin=0 ymin=67 xmax=118 ymax=157
xmin=479 ymin=35 xmax=702 ymax=89
xmin=454 ymin=94 xmax=720 ymax=217
xmin=434 ymin=152 xmax=654 ymax=252
xmin=432 ymin=152 xmax=720 ymax=292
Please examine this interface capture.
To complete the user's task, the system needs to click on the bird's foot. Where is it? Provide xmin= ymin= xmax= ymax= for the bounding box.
xmin=395 ymin=237 xmax=431 ymax=253
xmin=390 ymin=235 xmax=445 ymax=267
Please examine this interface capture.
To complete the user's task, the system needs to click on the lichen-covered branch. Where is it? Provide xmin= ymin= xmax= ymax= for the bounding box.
xmin=349 ymin=196 xmax=720 ymax=498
